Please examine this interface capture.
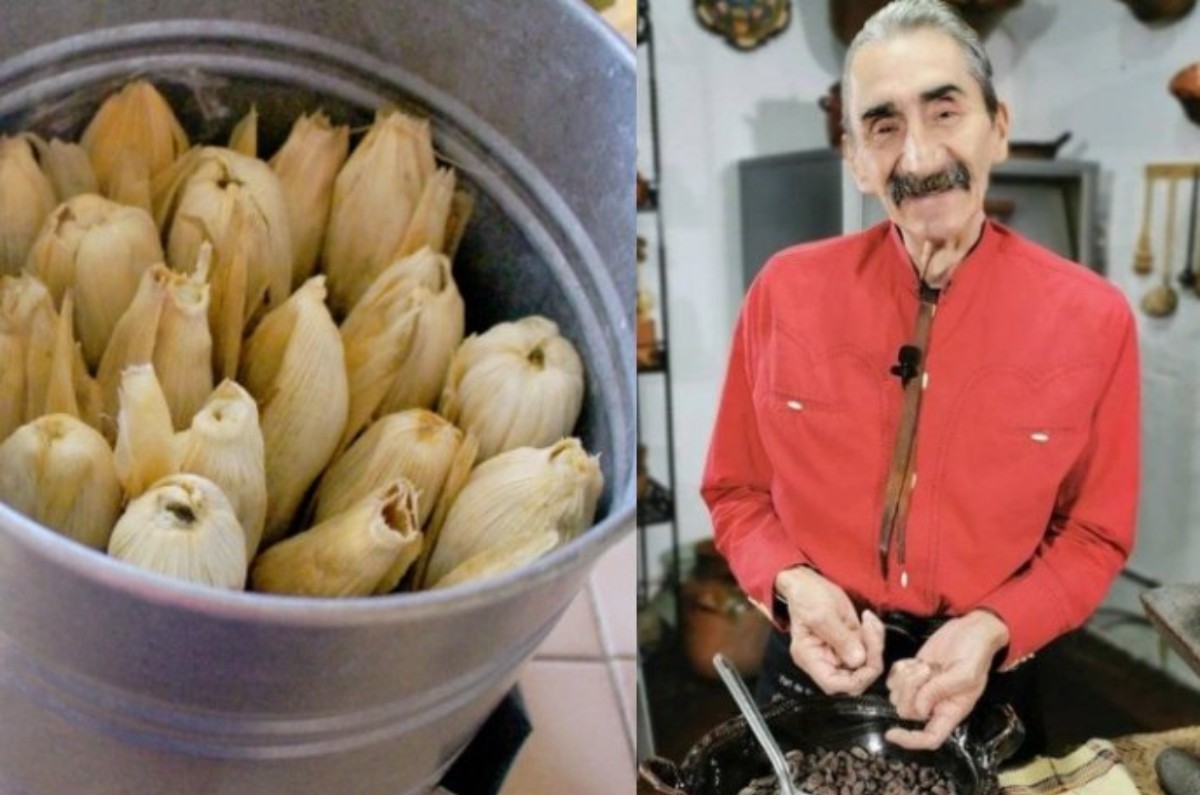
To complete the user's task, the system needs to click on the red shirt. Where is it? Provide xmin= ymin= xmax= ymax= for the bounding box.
xmin=701 ymin=221 xmax=1139 ymax=667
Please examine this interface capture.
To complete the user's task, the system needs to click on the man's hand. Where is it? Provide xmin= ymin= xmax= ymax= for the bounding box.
xmin=884 ymin=610 xmax=1010 ymax=750
xmin=775 ymin=566 xmax=885 ymax=695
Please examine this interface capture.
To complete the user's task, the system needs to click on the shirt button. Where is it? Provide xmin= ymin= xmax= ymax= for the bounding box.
xmin=786 ymin=400 xmax=803 ymax=411
xmin=909 ymin=472 xmax=918 ymax=490
xmin=1030 ymin=431 xmax=1050 ymax=443
xmin=921 ymin=372 xmax=929 ymax=390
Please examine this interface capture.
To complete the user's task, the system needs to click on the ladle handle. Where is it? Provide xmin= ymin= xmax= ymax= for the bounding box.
xmin=1163 ymin=176 xmax=1180 ymax=283
xmin=1183 ymin=169 xmax=1200 ymax=286
xmin=712 ymin=653 xmax=802 ymax=795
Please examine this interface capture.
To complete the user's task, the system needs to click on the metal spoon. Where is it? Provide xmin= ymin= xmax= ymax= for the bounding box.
xmin=712 ymin=653 xmax=809 ymax=795
xmin=1184 ymin=168 xmax=1200 ymax=293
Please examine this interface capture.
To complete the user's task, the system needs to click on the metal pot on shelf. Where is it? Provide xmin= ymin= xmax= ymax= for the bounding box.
xmin=0 ymin=4 xmax=634 ymax=795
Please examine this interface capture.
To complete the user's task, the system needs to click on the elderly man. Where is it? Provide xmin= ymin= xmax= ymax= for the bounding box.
xmin=701 ymin=0 xmax=1139 ymax=752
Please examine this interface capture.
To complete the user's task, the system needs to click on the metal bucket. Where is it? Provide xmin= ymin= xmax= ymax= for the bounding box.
xmin=0 ymin=4 xmax=635 ymax=794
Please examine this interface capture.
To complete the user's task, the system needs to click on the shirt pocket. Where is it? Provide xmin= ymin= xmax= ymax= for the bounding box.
xmin=751 ymin=322 xmax=887 ymax=502
xmin=943 ymin=366 xmax=1099 ymax=532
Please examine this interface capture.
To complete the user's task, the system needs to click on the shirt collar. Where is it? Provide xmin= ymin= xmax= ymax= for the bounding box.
xmin=881 ymin=219 xmax=1003 ymax=302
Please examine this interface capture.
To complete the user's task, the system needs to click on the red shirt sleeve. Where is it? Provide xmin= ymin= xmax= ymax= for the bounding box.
xmin=700 ymin=275 xmax=808 ymax=618
xmin=975 ymin=301 xmax=1140 ymax=667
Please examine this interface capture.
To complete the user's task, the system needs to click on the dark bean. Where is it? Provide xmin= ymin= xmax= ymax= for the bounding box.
xmin=736 ymin=743 xmax=958 ymax=795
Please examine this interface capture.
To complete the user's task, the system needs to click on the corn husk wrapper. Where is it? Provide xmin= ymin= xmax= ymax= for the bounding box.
xmin=439 ymin=315 xmax=584 ymax=461
xmin=601 ymin=0 xmax=637 ymax=46
xmin=153 ymin=146 xmax=293 ymax=377
xmin=44 ymin=291 xmax=101 ymax=426
xmin=251 ymin=479 xmax=422 ymax=597
xmin=176 ymin=380 xmax=267 ymax=557
xmin=96 ymin=260 xmax=214 ymax=435
xmin=0 ymin=274 xmax=58 ymax=433
xmin=108 ymin=149 xmax=153 ymax=211
xmin=27 ymin=135 xmax=100 ymax=202
xmin=317 ymin=409 xmax=468 ymax=527
xmin=0 ymin=268 xmax=100 ymax=439
xmin=322 ymin=109 xmax=436 ymax=316
xmin=0 ymin=137 xmax=57 ymax=276
xmin=434 ymin=532 xmax=560 ymax=589
xmin=339 ymin=247 xmax=464 ymax=446
xmin=0 ymin=413 xmax=121 ymax=549
xmin=108 ymin=473 xmax=247 ymax=590
xmin=423 ymin=438 xmax=603 ymax=588
xmin=113 ymin=364 xmax=177 ymax=500
xmin=0 ymin=333 xmax=25 ymax=441
xmin=444 ymin=188 xmax=476 ymax=261
xmin=239 ymin=276 xmax=348 ymax=545
xmin=25 ymin=194 xmax=164 ymax=369
xmin=80 ymin=81 xmax=188 ymax=201
xmin=269 ymin=111 xmax=350 ymax=287
xmin=228 ymin=105 xmax=258 ymax=157
xmin=156 ymin=252 xmax=213 ymax=429
xmin=392 ymin=167 xmax=456 ymax=260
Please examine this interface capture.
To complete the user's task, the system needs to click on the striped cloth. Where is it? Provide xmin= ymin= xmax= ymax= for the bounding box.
xmin=999 ymin=740 xmax=1139 ymax=795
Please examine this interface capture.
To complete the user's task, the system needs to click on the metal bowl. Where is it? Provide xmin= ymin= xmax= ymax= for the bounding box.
xmin=639 ymin=694 xmax=1024 ymax=795
xmin=0 ymin=5 xmax=634 ymax=795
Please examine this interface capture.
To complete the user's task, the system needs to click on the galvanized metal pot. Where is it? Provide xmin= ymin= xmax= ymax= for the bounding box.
xmin=0 ymin=4 xmax=634 ymax=794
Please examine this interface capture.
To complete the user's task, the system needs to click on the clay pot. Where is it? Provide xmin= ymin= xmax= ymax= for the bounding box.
xmin=818 ymin=81 xmax=844 ymax=149
xmin=681 ymin=541 xmax=771 ymax=679
xmin=1118 ymin=0 xmax=1196 ymax=24
xmin=1170 ymin=63 xmax=1200 ymax=126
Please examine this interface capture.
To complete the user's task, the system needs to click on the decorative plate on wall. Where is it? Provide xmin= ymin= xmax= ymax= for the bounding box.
xmin=694 ymin=0 xmax=792 ymax=51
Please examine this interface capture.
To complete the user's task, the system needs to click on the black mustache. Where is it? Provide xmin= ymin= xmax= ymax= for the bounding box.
xmin=889 ymin=163 xmax=971 ymax=204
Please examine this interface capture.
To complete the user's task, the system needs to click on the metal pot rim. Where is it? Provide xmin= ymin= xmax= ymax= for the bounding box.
xmin=0 ymin=14 xmax=636 ymax=627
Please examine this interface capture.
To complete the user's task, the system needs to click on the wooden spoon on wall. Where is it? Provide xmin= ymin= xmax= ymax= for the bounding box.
xmin=1142 ymin=175 xmax=1180 ymax=317
xmin=1134 ymin=167 xmax=1155 ymax=275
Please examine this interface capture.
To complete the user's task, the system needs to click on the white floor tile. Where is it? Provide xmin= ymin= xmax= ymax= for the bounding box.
xmin=535 ymin=585 xmax=604 ymax=660
xmin=499 ymin=660 xmax=634 ymax=795
xmin=590 ymin=530 xmax=637 ymax=658
xmin=611 ymin=658 xmax=637 ymax=754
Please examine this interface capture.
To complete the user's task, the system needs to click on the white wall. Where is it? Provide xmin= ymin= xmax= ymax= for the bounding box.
xmin=639 ymin=0 xmax=1200 ymax=675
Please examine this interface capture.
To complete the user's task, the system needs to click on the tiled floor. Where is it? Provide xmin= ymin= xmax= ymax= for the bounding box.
xmin=496 ymin=529 xmax=637 ymax=794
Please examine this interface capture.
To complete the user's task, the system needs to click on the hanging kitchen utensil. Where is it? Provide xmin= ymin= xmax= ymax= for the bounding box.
xmin=1142 ymin=174 xmax=1180 ymax=317
xmin=1008 ymin=131 xmax=1072 ymax=159
xmin=1170 ymin=62 xmax=1200 ymax=126
xmin=712 ymin=653 xmax=808 ymax=795
xmin=1179 ymin=169 xmax=1199 ymax=290
xmin=1134 ymin=166 xmax=1156 ymax=275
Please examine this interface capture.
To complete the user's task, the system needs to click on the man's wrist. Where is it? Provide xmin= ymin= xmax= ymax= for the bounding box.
xmin=771 ymin=563 xmax=812 ymax=631
xmin=966 ymin=608 xmax=1012 ymax=663
xmin=773 ymin=563 xmax=813 ymax=603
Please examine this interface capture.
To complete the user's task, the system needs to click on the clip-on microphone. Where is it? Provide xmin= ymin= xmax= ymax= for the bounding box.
xmin=889 ymin=344 xmax=922 ymax=387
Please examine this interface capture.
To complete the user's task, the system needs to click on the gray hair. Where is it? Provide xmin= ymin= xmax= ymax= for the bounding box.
xmin=840 ymin=0 xmax=999 ymax=135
